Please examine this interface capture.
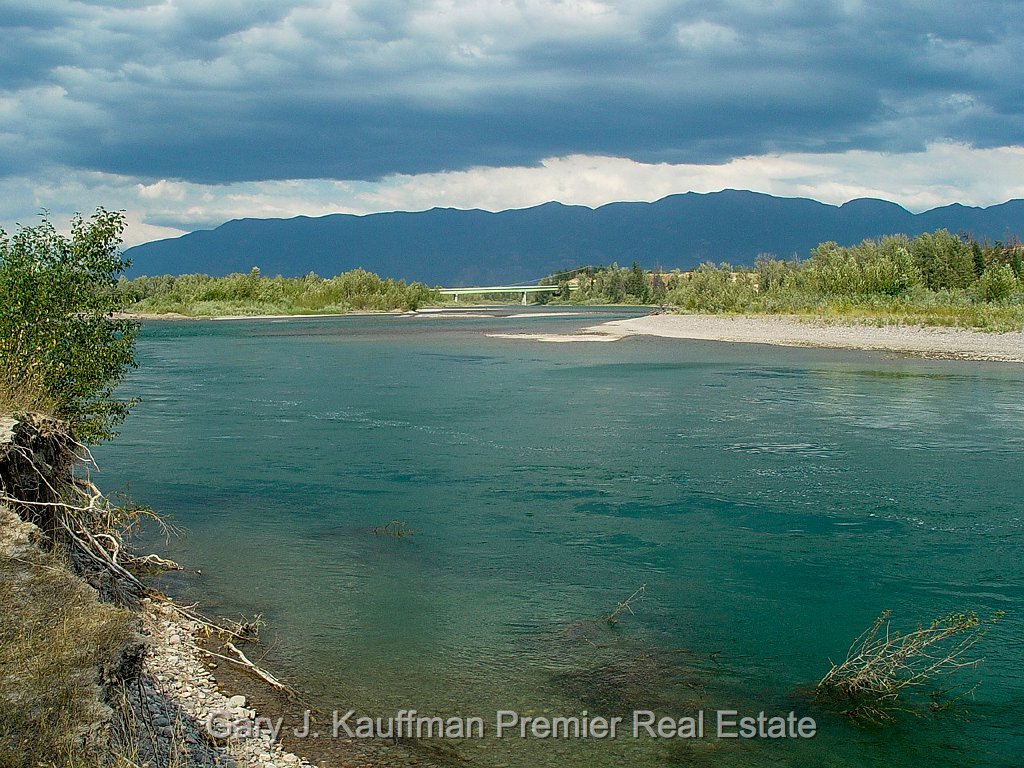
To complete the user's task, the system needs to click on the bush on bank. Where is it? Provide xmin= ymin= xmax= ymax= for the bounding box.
xmin=0 ymin=210 xmax=138 ymax=442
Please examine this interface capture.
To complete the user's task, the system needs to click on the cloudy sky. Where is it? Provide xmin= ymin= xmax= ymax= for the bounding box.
xmin=3 ymin=0 xmax=1023 ymax=245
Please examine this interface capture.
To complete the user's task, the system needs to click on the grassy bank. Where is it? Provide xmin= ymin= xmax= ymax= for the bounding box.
xmin=0 ymin=504 xmax=139 ymax=767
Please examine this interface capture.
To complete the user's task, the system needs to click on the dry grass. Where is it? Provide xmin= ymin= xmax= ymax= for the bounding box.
xmin=0 ymin=508 xmax=140 ymax=767
xmin=0 ymin=370 xmax=56 ymax=418
xmin=816 ymin=609 xmax=1003 ymax=723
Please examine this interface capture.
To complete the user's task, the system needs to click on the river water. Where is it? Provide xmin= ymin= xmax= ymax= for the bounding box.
xmin=95 ymin=308 xmax=1024 ymax=767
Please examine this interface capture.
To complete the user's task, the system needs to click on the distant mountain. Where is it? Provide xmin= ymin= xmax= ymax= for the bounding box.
xmin=125 ymin=190 xmax=1024 ymax=286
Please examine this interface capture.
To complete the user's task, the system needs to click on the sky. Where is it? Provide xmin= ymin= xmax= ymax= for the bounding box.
xmin=2 ymin=0 xmax=1024 ymax=246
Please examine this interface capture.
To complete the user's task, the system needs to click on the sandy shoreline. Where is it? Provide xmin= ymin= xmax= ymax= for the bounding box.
xmin=490 ymin=313 xmax=1024 ymax=361
xmin=584 ymin=314 xmax=1024 ymax=362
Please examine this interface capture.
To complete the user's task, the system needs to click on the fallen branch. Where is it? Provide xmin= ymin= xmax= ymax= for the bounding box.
xmin=195 ymin=643 xmax=299 ymax=697
xmin=816 ymin=609 xmax=1003 ymax=723
xmin=126 ymin=553 xmax=183 ymax=571
xmin=605 ymin=584 xmax=646 ymax=625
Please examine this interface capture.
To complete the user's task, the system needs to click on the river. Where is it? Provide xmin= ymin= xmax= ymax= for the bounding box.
xmin=95 ymin=307 xmax=1024 ymax=767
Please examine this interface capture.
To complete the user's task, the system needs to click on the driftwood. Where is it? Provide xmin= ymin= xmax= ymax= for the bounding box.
xmin=605 ymin=584 xmax=646 ymax=625
xmin=196 ymin=643 xmax=298 ymax=697
xmin=816 ymin=609 xmax=1003 ymax=723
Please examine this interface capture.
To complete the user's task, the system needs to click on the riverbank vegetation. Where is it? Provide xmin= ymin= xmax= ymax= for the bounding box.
xmin=2 ymin=211 xmax=308 ymax=768
xmin=1 ymin=210 xmax=138 ymax=442
xmin=123 ymin=268 xmax=439 ymax=316
xmin=0 ymin=504 xmax=140 ymax=767
xmin=547 ymin=230 xmax=1024 ymax=331
xmin=120 ymin=229 xmax=1024 ymax=330
xmin=1 ymin=210 xmax=145 ymax=764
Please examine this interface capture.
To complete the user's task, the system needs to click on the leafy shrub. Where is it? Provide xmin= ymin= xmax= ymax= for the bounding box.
xmin=128 ymin=267 xmax=437 ymax=314
xmin=910 ymin=229 xmax=976 ymax=291
xmin=807 ymin=236 xmax=921 ymax=297
xmin=0 ymin=210 xmax=138 ymax=442
xmin=664 ymin=263 xmax=756 ymax=312
xmin=754 ymin=255 xmax=795 ymax=293
xmin=975 ymin=264 xmax=1019 ymax=302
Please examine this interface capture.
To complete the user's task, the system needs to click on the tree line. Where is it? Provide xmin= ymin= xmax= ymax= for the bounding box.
xmin=123 ymin=267 xmax=439 ymax=315
xmin=545 ymin=230 xmax=1024 ymax=329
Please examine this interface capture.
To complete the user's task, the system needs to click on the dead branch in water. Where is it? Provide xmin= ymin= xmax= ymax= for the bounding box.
xmin=816 ymin=609 xmax=1003 ymax=723
xmin=227 ymin=642 xmax=296 ymax=695
xmin=605 ymin=584 xmax=646 ymax=625
xmin=150 ymin=596 xmax=300 ymax=698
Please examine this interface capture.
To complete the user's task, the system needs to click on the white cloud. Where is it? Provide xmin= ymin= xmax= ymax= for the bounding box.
xmin=675 ymin=21 xmax=740 ymax=50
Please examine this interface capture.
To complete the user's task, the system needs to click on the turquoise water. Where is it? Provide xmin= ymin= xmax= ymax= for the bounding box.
xmin=96 ymin=310 xmax=1024 ymax=767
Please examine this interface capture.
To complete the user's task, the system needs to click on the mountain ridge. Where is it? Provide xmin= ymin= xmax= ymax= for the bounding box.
xmin=125 ymin=190 xmax=1024 ymax=285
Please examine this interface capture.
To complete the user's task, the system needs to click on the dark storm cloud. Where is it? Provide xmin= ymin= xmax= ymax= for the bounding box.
xmin=1 ymin=0 xmax=1021 ymax=183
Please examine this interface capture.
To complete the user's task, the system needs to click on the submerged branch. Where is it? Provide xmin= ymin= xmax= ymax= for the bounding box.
xmin=816 ymin=609 xmax=1003 ymax=723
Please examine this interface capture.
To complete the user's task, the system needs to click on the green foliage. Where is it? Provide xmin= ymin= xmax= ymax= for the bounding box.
xmin=624 ymin=262 xmax=651 ymax=303
xmin=806 ymin=235 xmax=921 ymax=297
xmin=754 ymin=254 xmax=795 ymax=293
xmin=0 ymin=210 xmax=138 ymax=442
xmin=552 ymin=263 xmax=662 ymax=304
xmin=975 ymin=264 xmax=1019 ymax=302
xmin=543 ymin=229 xmax=1024 ymax=330
xmin=664 ymin=262 xmax=757 ymax=311
xmin=126 ymin=268 xmax=439 ymax=315
xmin=910 ymin=229 xmax=976 ymax=291
xmin=972 ymin=241 xmax=986 ymax=277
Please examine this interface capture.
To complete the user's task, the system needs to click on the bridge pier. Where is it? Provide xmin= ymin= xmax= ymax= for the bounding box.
xmin=521 ymin=291 xmax=528 ymax=305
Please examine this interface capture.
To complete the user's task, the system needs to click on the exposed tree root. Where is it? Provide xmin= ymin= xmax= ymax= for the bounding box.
xmin=1 ymin=412 xmax=299 ymax=703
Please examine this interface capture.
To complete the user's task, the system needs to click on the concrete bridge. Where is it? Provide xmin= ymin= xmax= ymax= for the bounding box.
xmin=438 ymin=284 xmax=578 ymax=305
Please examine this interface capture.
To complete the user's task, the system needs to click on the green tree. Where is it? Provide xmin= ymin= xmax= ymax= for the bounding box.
xmin=624 ymin=261 xmax=651 ymax=302
xmin=972 ymin=241 xmax=986 ymax=277
xmin=909 ymin=229 xmax=974 ymax=291
xmin=665 ymin=262 xmax=756 ymax=311
xmin=651 ymin=271 xmax=667 ymax=301
xmin=975 ymin=264 xmax=1018 ymax=303
xmin=754 ymin=254 xmax=790 ymax=293
xmin=0 ymin=209 xmax=138 ymax=442
xmin=1011 ymin=243 xmax=1024 ymax=279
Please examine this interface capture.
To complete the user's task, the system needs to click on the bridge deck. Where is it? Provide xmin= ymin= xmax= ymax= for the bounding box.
xmin=438 ymin=285 xmax=576 ymax=294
